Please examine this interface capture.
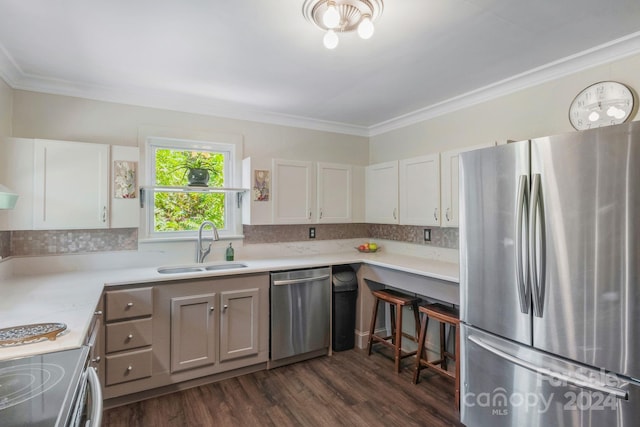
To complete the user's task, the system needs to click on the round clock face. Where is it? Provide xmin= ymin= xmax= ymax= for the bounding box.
xmin=568 ymin=81 xmax=635 ymax=130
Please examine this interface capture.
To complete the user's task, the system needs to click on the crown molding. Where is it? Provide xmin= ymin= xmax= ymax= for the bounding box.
xmin=2 ymin=32 xmax=640 ymax=138
xmin=368 ymin=31 xmax=640 ymax=136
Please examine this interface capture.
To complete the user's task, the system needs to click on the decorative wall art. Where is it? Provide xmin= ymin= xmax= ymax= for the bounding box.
xmin=253 ymin=169 xmax=270 ymax=201
xmin=114 ymin=160 xmax=137 ymax=199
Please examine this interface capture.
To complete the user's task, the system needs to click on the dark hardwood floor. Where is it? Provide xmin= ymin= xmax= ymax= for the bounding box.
xmin=103 ymin=348 xmax=464 ymax=427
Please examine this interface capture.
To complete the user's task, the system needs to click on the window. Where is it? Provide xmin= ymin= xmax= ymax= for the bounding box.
xmin=144 ymin=137 xmax=239 ymax=239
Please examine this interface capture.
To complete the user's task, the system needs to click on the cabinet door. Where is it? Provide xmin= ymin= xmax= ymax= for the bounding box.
xmin=440 ymin=148 xmax=461 ymax=227
xmin=34 ymin=139 xmax=109 ymax=229
xmin=317 ymin=162 xmax=352 ymax=223
xmin=272 ymin=159 xmax=314 ymax=223
xmin=219 ymin=288 xmax=259 ymax=362
xmin=441 ymin=143 xmax=494 ymax=227
xmin=365 ymin=161 xmax=399 ymax=224
xmin=170 ymin=293 xmax=217 ymax=373
xmin=399 ymin=154 xmax=440 ymax=226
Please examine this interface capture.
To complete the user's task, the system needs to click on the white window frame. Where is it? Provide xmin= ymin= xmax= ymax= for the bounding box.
xmin=142 ymin=136 xmax=241 ymax=241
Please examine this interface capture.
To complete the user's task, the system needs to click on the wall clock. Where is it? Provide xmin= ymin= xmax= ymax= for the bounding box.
xmin=568 ymin=81 xmax=636 ymax=130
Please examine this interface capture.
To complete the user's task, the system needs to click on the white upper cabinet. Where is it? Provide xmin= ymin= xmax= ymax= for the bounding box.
xmin=317 ymin=162 xmax=352 ymax=223
xmin=399 ymin=154 xmax=440 ymax=226
xmin=440 ymin=148 xmax=462 ymax=227
xmin=440 ymin=143 xmax=494 ymax=227
xmin=0 ymin=138 xmax=35 ymax=230
xmin=366 ymin=161 xmax=399 ymax=224
xmin=34 ymin=139 xmax=109 ymax=229
xmin=272 ymin=159 xmax=315 ymax=224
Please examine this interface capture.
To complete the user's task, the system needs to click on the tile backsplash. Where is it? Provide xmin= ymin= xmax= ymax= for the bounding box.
xmin=2 ymin=223 xmax=457 ymax=258
xmin=243 ymin=223 xmax=458 ymax=249
xmin=0 ymin=231 xmax=9 ymax=258
xmin=9 ymin=228 xmax=138 ymax=256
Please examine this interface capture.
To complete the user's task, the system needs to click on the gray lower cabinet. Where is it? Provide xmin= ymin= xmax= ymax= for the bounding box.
xmin=99 ymin=273 xmax=269 ymax=403
xmin=219 ymin=288 xmax=260 ymax=362
xmin=170 ymin=293 xmax=217 ymax=373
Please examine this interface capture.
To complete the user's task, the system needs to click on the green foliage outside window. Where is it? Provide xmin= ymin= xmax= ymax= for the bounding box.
xmin=154 ymin=149 xmax=226 ymax=232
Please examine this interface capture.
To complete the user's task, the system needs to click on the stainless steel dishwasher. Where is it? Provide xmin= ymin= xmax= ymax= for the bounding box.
xmin=270 ymin=267 xmax=331 ymax=365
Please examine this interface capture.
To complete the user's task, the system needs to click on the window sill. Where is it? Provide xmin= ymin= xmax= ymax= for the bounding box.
xmin=138 ymin=234 xmax=245 ymax=244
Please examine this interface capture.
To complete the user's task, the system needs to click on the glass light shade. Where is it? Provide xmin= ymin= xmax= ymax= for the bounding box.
xmin=358 ymin=16 xmax=374 ymax=39
xmin=323 ymin=30 xmax=339 ymax=49
xmin=0 ymin=184 xmax=18 ymax=209
xmin=322 ymin=3 xmax=340 ymax=28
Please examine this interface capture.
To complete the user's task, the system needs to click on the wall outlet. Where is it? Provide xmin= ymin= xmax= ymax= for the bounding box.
xmin=423 ymin=228 xmax=431 ymax=242
xmin=309 ymin=227 xmax=316 ymax=239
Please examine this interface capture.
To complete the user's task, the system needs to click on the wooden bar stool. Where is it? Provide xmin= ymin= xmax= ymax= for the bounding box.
xmin=367 ymin=289 xmax=421 ymax=373
xmin=413 ymin=303 xmax=460 ymax=410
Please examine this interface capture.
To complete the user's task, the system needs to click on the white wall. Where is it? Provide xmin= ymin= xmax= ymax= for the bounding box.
xmin=369 ymin=53 xmax=640 ymax=163
xmin=11 ymin=91 xmax=370 ymax=165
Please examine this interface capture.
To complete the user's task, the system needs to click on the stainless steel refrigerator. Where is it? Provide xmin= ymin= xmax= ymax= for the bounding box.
xmin=459 ymin=121 xmax=640 ymax=427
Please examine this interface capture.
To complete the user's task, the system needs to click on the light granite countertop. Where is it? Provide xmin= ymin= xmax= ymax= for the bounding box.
xmin=0 ymin=249 xmax=459 ymax=361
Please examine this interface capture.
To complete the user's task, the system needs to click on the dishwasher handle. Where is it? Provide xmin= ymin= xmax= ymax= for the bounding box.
xmin=272 ymin=274 xmax=331 ymax=286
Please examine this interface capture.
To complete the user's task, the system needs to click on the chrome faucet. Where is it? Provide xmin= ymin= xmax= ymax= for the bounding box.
xmin=197 ymin=221 xmax=219 ymax=263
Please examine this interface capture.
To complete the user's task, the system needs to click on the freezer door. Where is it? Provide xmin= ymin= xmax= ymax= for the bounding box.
xmin=531 ymin=122 xmax=640 ymax=379
xmin=461 ymin=324 xmax=640 ymax=427
xmin=460 ymin=140 xmax=531 ymax=345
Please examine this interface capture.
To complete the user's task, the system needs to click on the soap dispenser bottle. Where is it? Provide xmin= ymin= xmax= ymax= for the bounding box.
xmin=225 ymin=243 xmax=234 ymax=261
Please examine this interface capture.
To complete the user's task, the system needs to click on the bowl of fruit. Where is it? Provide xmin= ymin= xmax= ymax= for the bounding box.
xmin=355 ymin=243 xmax=380 ymax=253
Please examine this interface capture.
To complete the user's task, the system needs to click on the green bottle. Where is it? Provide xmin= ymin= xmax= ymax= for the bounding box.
xmin=225 ymin=243 xmax=234 ymax=261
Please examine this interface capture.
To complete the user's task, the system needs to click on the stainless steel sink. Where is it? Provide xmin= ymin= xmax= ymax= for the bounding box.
xmin=157 ymin=266 xmax=204 ymax=274
xmin=204 ymin=263 xmax=248 ymax=271
xmin=157 ymin=263 xmax=248 ymax=274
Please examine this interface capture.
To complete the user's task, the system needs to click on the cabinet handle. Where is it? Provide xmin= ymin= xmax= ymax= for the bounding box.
xmin=210 ymin=306 xmax=215 ymax=311
xmin=126 ymin=302 xmax=134 ymax=308
xmin=445 ymin=208 xmax=450 ymax=221
xmin=127 ymin=366 xmax=133 ymax=372
xmin=308 ymin=210 xmax=312 ymax=220
xmin=223 ymin=304 xmax=229 ymax=311
xmin=91 ymin=356 xmax=101 ymax=364
xmin=102 ymin=206 xmax=107 ymax=223
xmin=319 ymin=208 xmax=323 ymax=219
xmin=127 ymin=334 xmax=134 ymax=340
xmin=393 ymin=208 xmax=397 ymax=220
xmin=434 ymin=208 xmax=438 ymax=221
xmin=94 ymin=310 xmax=103 ymax=316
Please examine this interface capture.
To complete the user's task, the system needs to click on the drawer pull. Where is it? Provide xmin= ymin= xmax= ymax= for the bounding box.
xmin=127 ymin=334 xmax=134 ymax=340
xmin=223 ymin=304 xmax=229 ymax=311
xmin=91 ymin=356 xmax=101 ymax=364
xmin=127 ymin=366 xmax=133 ymax=372
xmin=126 ymin=302 xmax=134 ymax=308
xmin=94 ymin=310 xmax=103 ymax=316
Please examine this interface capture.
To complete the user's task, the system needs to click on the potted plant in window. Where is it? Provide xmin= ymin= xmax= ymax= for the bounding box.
xmin=179 ymin=151 xmax=218 ymax=187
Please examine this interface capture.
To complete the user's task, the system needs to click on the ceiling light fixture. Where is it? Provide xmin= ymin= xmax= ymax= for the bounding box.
xmin=303 ymin=0 xmax=384 ymax=49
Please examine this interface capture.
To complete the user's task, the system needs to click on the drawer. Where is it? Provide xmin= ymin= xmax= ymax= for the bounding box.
xmin=105 ymin=348 xmax=152 ymax=386
xmin=105 ymin=287 xmax=153 ymax=321
xmin=106 ymin=318 xmax=152 ymax=353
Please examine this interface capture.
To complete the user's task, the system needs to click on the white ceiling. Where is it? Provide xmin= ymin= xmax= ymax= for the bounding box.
xmin=1 ymin=0 xmax=640 ymax=136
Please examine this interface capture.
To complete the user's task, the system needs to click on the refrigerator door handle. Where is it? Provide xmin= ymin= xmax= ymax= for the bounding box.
xmin=468 ymin=335 xmax=629 ymax=399
xmin=529 ymin=173 xmax=546 ymax=318
xmin=515 ymin=174 xmax=530 ymax=314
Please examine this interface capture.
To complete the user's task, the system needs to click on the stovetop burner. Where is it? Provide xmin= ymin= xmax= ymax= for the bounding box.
xmin=0 ymin=363 xmax=65 ymax=410
xmin=0 ymin=347 xmax=86 ymax=427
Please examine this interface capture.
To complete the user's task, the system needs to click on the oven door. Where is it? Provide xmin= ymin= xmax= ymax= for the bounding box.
xmin=68 ymin=358 xmax=103 ymax=427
